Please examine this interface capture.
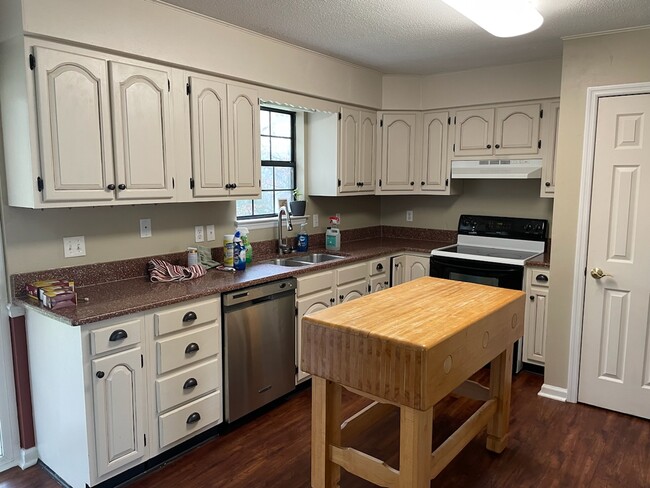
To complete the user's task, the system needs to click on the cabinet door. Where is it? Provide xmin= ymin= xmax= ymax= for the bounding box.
xmin=454 ymin=108 xmax=494 ymax=156
xmin=390 ymin=255 xmax=406 ymax=286
xmin=227 ymin=84 xmax=260 ymax=197
xmin=357 ymin=110 xmax=377 ymax=192
xmin=338 ymin=107 xmax=358 ymax=193
xmin=405 ymin=255 xmax=430 ymax=281
xmin=337 ymin=280 xmax=367 ymax=304
xmin=541 ymin=101 xmax=560 ymax=197
xmin=188 ymin=75 xmax=229 ymax=197
xmin=494 ymin=104 xmax=541 ymax=156
xmin=92 ymin=347 xmax=146 ymax=477
xmin=421 ymin=111 xmax=449 ymax=192
xmin=524 ymin=286 xmax=548 ymax=365
xmin=33 ymin=47 xmax=116 ymax=203
xmin=369 ymin=275 xmax=389 ymax=293
xmin=297 ymin=290 xmax=334 ymax=383
xmin=380 ymin=113 xmax=416 ymax=191
xmin=110 ymin=61 xmax=174 ymax=200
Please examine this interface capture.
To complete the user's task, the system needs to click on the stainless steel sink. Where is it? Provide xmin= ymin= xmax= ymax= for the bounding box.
xmin=268 ymin=258 xmax=312 ymax=267
xmin=292 ymin=253 xmax=345 ymax=264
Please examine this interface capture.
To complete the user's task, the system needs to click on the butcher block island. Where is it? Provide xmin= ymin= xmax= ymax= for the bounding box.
xmin=301 ymin=277 xmax=525 ymax=488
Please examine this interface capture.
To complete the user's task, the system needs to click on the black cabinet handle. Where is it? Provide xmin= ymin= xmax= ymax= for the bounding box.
xmin=225 ymin=183 xmax=231 ymax=189
xmin=109 ymin=329 xmax=128 ymax=342
xmin=186 ymin=412 xmax=201 ymax=424
xmin=376 ymin=263 xmax=383 ymax=271
xmin=421 ymin=181 xmax=425 ymax=185
xmin=495 ymin=144 xmax=500 ymax=149
xmin=410 ymin=181 xmax=414 ymax=185
xmin=536 ymin=274 xmax=549 ymax=282
xmin=529 ymin=296 xmax=535 ymax=301
xmin=117 ymin=183 xmax=126 ymax=190
xmin=182 ymin=311 xmax=197 ymax=322
xmin=106 ymin=184 xmax=115 ymax=191
xmin=231 ymin=183 xmax=237 ymax=189
xmin=185 ymin=342 xmax=200 ymax=354
xmin=183 ymin=378 xmax=198 ymax=390
xmin=96 ymin=371 xmax=105 ymax=379
xmin=329 ymin=298 xmax=335 ymax=304
xmin=384 ymin=281 xmax=389 ymax=286
xmin=339 ymin=295 xmax=344 ymax=301
xmin=487 ymin=144 xmax=492 ymax=149
xmin=360 ymin=182 xmax=364 ymax=187
xmin=545 ymin=182 xmax=551 ymax=187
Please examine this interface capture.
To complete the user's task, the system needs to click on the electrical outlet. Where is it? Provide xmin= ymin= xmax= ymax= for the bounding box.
xmin=312 ymin=214 xmax=319 ymax=228
xmin=335 ymin=213 xmax=341 ymax=224
xmin=140 ymin=218 xmax=152 ymax=238
xmin=206 ymin=225 xmax=215 ymax=242
xmin=406 ymin=210 xmax=413 ymax=222
xmin=195 ymin=225 xmax=205 ymax=243
xmin=63 ymin=236 xmax=86 ymax=258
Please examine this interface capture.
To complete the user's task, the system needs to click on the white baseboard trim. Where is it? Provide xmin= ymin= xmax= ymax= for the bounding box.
xmin=19 ymin=447 xmax=38 ymax=469
xmin=538 ymin=384 xmax=568 ymax=402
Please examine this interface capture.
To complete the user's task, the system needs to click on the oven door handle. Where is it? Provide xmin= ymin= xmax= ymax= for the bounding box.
xmin=430 ymin=258 xmax=522 ymax=275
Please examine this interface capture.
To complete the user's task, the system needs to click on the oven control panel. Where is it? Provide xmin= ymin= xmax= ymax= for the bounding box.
xmin=458 ymin=215 xmax=547 ymax=241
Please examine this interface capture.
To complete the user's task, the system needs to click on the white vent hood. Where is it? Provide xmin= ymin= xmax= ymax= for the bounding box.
xmin=451 ymin=159 xmax=542 ymax=179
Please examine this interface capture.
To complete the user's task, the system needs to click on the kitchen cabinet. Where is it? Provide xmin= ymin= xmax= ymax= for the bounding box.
xmin=421 ymin=111 xmax=451 ymax=193
xmin=541 ymin=101 xmax=560 ymax=198
xmin=335 ymin=261 xmax=368 ymax=304
xmin=306 ymin=107 xmax=377 ymax=196
xmin=390 ymin=254 xmax=407 ymax=286
xmin=452 ymin=103 xmax=541 ymax=158
xmin=187 ymin=74 xmax=260 ymax=199
xmin=523 ymin=267 xmax=550 ymax=365
xmin=390 ymin=253 xmax=430 ymax=285
xmin=378 ymin=112 xmax=417 ymax=192
xmin=367 ymin=256 xmax=389 ymax=293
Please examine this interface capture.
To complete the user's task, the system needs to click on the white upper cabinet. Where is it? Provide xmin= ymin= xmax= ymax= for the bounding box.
xmin=452 ymin=103 xmax=542 ymax=159
xmin=421 ymin=111 xmax=449 ymax=193
xmin=379 ymin=112 xmax=417 ymax=192
xmin=110 ymin=61 xmax=175 ymax=201
xmin=541 ymin=101 xmax=560 ymax=198
xmin=226 ymin=84 xmax=260 ymax=197
xmin=33 ymin=47 xmax=116 ymax=203
xmin=357 ymin=110 xmax=377 ymax=192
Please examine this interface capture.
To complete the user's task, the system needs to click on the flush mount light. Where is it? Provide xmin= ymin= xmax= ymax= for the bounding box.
xmin=441 ymin=0 xmax=543 ymax=38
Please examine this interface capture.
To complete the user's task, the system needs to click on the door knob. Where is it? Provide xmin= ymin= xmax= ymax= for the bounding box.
xmin=590 ymin=267 xmax=611 ymax=280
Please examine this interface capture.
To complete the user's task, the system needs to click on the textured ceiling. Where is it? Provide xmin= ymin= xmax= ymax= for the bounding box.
xmin=159 ymin=0 xmax=650 ymax=74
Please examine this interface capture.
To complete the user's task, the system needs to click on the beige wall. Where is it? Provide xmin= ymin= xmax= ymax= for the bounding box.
xmin=545 ymin=27 xmax=650 ymax=390
xmin=381 ymin=180 xmax=553 ymax=230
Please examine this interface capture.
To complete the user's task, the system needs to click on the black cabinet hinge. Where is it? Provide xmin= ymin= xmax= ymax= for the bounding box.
xmin=167 ymin=79 xmax=171 ymax=92
xmin=540 ymin=109 xmax=544 ymax=119
xmin=189 ymin=177 xmax=194 ymax=189
xmin=338 ymin=112 xmax=342 ymax=120
xmin=36 ymin=176 xmax=43 ymax=192
xmin=295 ymin=307 xmax=298 ymax=317
xmin=140 ymin=354 xmax=144 ymax=368
xmin=29 ymin=54 xmax=35 ymax=70
xmin=454 ymin=116 xmax=457 ymax=124
xmin=367 ymin=284 xmax=371 ymax=293
xmin=380 ymin=119 xmax=383 ymax=128
xmin=337 ymin=179 xmax=341 ymax=187
xmin=453 ymin=143 xmax=456 ymax=152
xmin=144 ymin=434 xmax=147 ymax=446
xmin=379 ymin=178 xmax=382 ymax=187
xmin=186 ymin=82 xmax=191 ymax=96
xmin=538 ymin=140 xmax=542 ymax=149
xmin=447 ymin=116 xmax=451 ymax=125
xmin=172 ymin=177 xmax=175 ymax=189
xmin=445 ymin=178 xmax=449 ymax=186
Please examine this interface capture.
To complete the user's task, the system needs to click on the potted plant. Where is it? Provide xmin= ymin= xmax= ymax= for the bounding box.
xmin=289 ymin=189 xmax=306 ymax=216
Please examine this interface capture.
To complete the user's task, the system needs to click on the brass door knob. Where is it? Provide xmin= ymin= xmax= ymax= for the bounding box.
xmin=590 ymin=267 xmax=611 ymax=280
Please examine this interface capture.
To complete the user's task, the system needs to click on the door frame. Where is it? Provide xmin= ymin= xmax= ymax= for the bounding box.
xmin=567 ymin=81 xmax=650 ymax=403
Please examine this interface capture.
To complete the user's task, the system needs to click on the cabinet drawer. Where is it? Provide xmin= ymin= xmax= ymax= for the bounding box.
xmin=530 ymin=268 xmax=550 ymax=287
xmin=297 ymin=270 xmax=334 ymax=298
xmin=90 ymin=317 xmax=142 ymax=356
xmin=156 ymin=324 xmax=220 ymax=375
xmin=368 ymin=257 xmax=389 ymax=277
xmin=337 ymin=262 xmax=367 ymax=285
xmin=156 ymin=358 xmax=221 ymax=413
xmin=158 ymin=390 xmax=222 ymax=448
xmin=153 ymin=297 xmax=219 ymax=336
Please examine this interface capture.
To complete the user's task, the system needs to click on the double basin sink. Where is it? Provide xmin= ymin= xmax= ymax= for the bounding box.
xmin=268 ymin=252 xmax=345 ymax=268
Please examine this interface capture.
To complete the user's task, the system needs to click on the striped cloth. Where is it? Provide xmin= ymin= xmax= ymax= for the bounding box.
xmin=148 ymin=259 xmax=206 ymax=282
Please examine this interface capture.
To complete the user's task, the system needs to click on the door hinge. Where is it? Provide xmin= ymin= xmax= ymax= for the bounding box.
xmin=29 ymin=54 xmax=35 ymax=70
xmin=189 ymin=177 xmax=194 ymax=189
xmin=367 ymin=284 xmax=371 ymax=293
xmin=144 ymin=434 xmax=147 ymax=446
xmin=36 ymin=176 xmax=43 ymax=192
xmin=445 ymin=178 xmax=449 ymax=186
xmin=538 ymin=140 xmax=542 ymax=149
xmin=140 ymin=354 xmax=144 ymax=368
xmin=454 ymin=116 xmax=457 ymax=124
xmin=167 ymin=79 xmax=171 ymax=92
xmin=172 ymin=177 xmax=175 ymax=189
xmin=447 ymin=116 xmax=451 ymax=125
xmin=379 ymin=178 xmax=382 ymax=187
xmin=540 ymin=109 xmax=544 ymax=119
xmin=295 ymin=307 xmax=298 ymax=317
xmin=380 ymin=119 xmax=383 ymax=128
xmin=186 ymin=82 xmax=191 ymax=96
xmin=338 ymin=112 xmax=342 ymax=120
xmin=295 ymin=364 xmax=299 ymax=374
xmin=453 ymin=143 xmax=456 ymax=152
xmin=337 ymin=179 xmax=341 ymax=187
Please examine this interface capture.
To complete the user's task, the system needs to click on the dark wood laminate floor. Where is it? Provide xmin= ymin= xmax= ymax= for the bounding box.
xmin=1 ymin=371 xmax=648 ymax=488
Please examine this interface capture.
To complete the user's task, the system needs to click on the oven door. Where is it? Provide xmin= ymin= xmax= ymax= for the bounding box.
xmin=429 ymin=255 xmax=524 ymax=290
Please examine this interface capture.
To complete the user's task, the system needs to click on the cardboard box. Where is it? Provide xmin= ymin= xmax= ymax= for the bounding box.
xmin=26 ymin=279 xmax=74 ymax=301
xmin=41 ymin=288 xmax=77 ymax=310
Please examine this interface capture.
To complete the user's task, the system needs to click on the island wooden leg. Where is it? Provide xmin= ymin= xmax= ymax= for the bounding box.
xmin=486 ymin=344 xmax=513 ymax=453
xmin=398 ymin=405 xmax=433 ymax=488
xmin=312 ymin=376 xmax=342 ymax=488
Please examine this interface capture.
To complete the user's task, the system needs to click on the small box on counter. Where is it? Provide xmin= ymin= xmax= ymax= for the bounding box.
xmin=41 ymin=288 xmax=77 ymax=310
xmin=26 ymin=279 xmax=75 ymax=302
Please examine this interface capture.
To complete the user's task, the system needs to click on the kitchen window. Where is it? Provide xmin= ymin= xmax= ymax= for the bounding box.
xmin=236 ymin=107 xmax=296 ymax=219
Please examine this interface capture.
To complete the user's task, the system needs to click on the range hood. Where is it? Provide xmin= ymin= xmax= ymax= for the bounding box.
xmin=451 ymin=159 xmax=542 ymax=179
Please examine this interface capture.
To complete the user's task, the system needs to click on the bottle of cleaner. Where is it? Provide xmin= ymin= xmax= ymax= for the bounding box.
xmin=237 ymin=227 xmax=253 ymax=263
xmin=296 ymin=223 xmax=309 ymax=252
xmin=223 ymin=234 xmax=234 ymax=266
xmin=325 ymin=216 xmax=341 ymax=251
xmin=233 ymin=231 xmax=246 ymax=271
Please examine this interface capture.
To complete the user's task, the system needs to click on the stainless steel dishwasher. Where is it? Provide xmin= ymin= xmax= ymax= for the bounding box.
xmin=222 ymin=278 xmax=297 ymax=422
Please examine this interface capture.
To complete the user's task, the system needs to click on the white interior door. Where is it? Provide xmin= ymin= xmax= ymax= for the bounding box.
xmin=578 ymin=93 xmax=650 ymax=419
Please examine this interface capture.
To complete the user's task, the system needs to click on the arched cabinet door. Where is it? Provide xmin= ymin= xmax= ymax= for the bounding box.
xmin=494 ymin=104 xmax=541 ymax=156
xmin=380 ymin=113 xmax=416 ymax=191
xmin=421 ymin=111 xmax=449 ymax=192
xmin=296 ymin=289 xmax=334 ymax=383
xmin=337 ymin=281 xmax=367 ymax=304
xmin=227 ymin=84 xmax=260 ymax=197
xmin=453 ymin=108 xmax=494 ymax=156
xmin=338 ymin=107 xmax=359 ymax=193
xmin=357 ymin=110 xmax=376 ymax=192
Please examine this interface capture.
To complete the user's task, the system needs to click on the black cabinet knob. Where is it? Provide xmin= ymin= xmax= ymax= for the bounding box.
xmin=487 ymin=144 xmax=492 ymax=149
xmin=410 ymin=181 xmax=414 ymax=186
xmin=359 ymin=182 xmax=364 ymax=187
xmin=225 ymin=183 xmax=232 ymax=189
xmin=117 ymin=184 xmax=126 ymax=190
xmin=183 ymin=378 xmax=198 ymax=390
xmin=106 ymin=184 xmax=115 ymax=191
xmin=231 ymin=183 xmax=237 ymax=189
xmin=545 ymin=182 xmax=551 ymax=187
xmin=96 ymin=371 xmax=105 ymax=379
xmin=185 ymin=342 xmax=200 ymax=354
xmin=186 ymin=412 xmax=201 ymax=424
xmin=529 ymin=296 xmax=535 ymax=301
xmin=421 ymin=181 xmax=425 ymax=185
xmin=376 ymin=263 xmax=383 ymax=271
xmin=495 ymin=144 xmax=500 ymax=149
xmin=182 ymin=311 xmax=197 ymax=322
xmin=109 ymin=329 xmax=128 ymax=342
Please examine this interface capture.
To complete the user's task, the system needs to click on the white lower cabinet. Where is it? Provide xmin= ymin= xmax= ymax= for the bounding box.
xmin=390 ymin=253 xmax=429 ymax=285
xmin=368 ymin=257 xmax=389 ymax=293
xmin=523 ymin=267 xmax=550 ymax=366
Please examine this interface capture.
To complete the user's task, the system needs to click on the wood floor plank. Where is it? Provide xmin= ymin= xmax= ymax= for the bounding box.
xmin=0 ymin=371 xmax=647 ymax=488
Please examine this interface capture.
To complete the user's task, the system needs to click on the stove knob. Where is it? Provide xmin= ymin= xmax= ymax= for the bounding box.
xmin=524 ymin=224 xmax=533 ymax=231
xmin=471 ymin=221 xmax=477 ymax=227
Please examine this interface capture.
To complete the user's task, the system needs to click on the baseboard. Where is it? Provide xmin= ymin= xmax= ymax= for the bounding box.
xmin=18 ymin=447 xmax=38 ymax=469
xmin=538 ymin=384 xmax=568 ymax=402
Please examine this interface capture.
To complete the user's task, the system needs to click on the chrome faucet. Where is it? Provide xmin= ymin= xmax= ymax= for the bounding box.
xmin=278 ymin=206 xmax=293 ymax=254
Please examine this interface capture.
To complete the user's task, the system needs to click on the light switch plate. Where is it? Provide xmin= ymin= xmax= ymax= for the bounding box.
xmin=406 ymin=210 xmax=413 ymax=222
xmin=63 ymin=236 xmax=86 ymax=258
xmin=140 ymin=218 xmax=152 ymax=238
xmin=195 ymin=225 xmax=205 ymax=243
xmin=312 ymin=214 xmax=319 ymax=228
xmin=206 ymin=225 xmax=215 ymax=241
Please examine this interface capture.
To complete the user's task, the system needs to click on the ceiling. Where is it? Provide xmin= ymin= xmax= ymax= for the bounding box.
xmin=160 ymin=0 xmax=650 ymax=75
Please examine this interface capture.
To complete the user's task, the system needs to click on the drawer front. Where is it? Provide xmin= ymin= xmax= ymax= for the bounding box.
xmin=336 ymin=262 xmax=367 ymax=286
xmin=153 ymin=297 xmax=220 ymax=336
xmin=156 ymin=358 xmax=221 ymax=413
xmin=297 ymin=270 xmax=334 ymax=298
xmin=368 ymin=257 xmax=389 ymax=277
xmin=158 ymin=390 xmax=222 ymax=448
xmin=156 ymin=324 xmax=220 ymax=375
xmin=90 ymin=317 xmax=142 ymax=356
xmin=530 ymin=268 xmax=550 ymax=287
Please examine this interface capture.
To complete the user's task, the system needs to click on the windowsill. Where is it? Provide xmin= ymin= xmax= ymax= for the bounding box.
xmin=235 ymin=215 xmax=310 ymax=230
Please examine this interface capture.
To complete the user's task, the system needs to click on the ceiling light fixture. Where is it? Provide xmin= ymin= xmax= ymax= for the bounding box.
xmin=441 ymin=0 xmax=544 ymax=38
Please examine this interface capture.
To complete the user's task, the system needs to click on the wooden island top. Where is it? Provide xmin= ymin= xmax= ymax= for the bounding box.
xmin=301 ymin=277 xmax=526 ymax=488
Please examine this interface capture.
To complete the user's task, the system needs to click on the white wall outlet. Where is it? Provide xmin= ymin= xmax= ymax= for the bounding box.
xmin=63 ymin=236 xmax=86 ymax=258
xmin=140 ymin=218 xmax=152 ymax=238
xmin=406 ymin=210 xmax=413 ymax=222
xmin=312 ymin=214 xmax=319 ymax=228
xmin=335 ymin=213 xmax=341 ymax=224
xmin=195 ymin=225 xmax=205 ymax=243
xmin=206 ymin=225 xmax=215 ymax=241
